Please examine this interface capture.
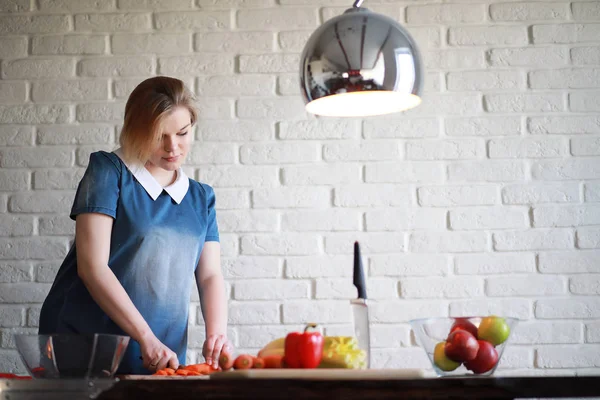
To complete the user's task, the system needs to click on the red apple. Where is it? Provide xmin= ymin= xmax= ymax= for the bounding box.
xmin=464 ymin=340 xmax=499 ymax=374
xmin=449 ymin=318 xmax=478 ymax=338
xmin=444 ymin=330 xmax=479 ymax=362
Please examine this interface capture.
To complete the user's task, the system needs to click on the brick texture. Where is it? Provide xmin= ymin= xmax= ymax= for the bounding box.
xmin=0 ymin=0 xmax=598 ymax=375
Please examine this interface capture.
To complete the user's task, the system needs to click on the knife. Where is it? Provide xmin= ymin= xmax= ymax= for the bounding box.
xmin=351 ymin=241 xmax=371 ymax=369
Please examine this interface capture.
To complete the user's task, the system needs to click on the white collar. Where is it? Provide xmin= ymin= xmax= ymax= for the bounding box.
xmin=113 ymin=148 xmax=189 ymax=204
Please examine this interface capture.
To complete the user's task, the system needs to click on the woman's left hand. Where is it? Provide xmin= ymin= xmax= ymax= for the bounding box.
xmin=203 ymin=334 xmax=234 ymax=369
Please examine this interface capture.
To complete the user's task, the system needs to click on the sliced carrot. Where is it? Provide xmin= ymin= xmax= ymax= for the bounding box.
xmin=209 ymin=365 xmax=221 ymax=374
xmin=252 ymin=357 xmax=265 ymax=369
xmin=184 ymin=363 xmax=210 ymax=374
xmin=164 ymin=368 xmax=176 ymax=375
xmin=154 ymin=370 xmax=168 ymax=376
xmin=263 ymin=354 xmax=284 ymax=369
xmin=233 ymin=354 xmax=253 ymax=370
xmin=185 ymin=370 xmax=202 ymax=376
xmin=203 ymin=364 xmax=221 ymax=375
xmin=175 ymin=369 xmax=190 ymax=376
xmin=194 ymin=363 xmax=219 ymax=374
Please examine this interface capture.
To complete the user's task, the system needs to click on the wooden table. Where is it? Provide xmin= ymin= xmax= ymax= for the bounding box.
xmin=97 ymin=376 xmax=600 ymax=400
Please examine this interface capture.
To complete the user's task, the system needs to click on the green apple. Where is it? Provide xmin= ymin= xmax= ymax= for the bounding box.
xmin=477 ymin=316 xmax=510 ymax=346
xmin=433 ymin=342 xmax=460 ymax=371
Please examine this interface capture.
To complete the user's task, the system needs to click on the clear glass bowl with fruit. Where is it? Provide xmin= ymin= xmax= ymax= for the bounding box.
xmin=409 ymin=316 xmax=519 ymax=377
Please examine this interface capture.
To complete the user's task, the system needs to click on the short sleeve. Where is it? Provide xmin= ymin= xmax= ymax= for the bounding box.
xmin=203 ymin=184 xmax=219 ymax=242
xmin=70 ymin=152 xmax=121 ymax=220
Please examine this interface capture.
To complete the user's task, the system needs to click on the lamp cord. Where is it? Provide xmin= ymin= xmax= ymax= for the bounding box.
xmin=353 ymin=0 xmax=364 ymax=7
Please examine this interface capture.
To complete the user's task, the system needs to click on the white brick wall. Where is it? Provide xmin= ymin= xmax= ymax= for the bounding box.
xmin=0 ymin=0 xmax=599 ymax=377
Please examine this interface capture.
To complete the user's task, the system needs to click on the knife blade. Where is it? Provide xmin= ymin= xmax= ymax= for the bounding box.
xmin=351 ymin=241 xmax=371 ymax=369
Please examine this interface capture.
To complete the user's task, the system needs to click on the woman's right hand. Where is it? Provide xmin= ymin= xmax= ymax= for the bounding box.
xmin=139 ymin=333 xmax=179 ymax=372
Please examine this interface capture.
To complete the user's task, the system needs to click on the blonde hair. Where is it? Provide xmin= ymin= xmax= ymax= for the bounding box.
xmin=119 ymin=76 xmax=198 ymax=164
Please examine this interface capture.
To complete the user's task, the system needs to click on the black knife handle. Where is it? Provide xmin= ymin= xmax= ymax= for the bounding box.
xmin=353 ymin=241 xmax=367 ymax=300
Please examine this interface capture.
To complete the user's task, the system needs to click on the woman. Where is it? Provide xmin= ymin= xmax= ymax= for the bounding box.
xmin=39 ymin=76 xmax=232 ymax=375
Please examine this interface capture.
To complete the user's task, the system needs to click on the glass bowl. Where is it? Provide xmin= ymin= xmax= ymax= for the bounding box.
xmin=14 ymin=334 xmax=130 ymax=379
xmin=409 ymin=316 xmax=519 ymax=377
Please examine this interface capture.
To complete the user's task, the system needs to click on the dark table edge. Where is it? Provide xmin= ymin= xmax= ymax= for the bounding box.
xmin=98 ymin=375 xmax=600 ymax=400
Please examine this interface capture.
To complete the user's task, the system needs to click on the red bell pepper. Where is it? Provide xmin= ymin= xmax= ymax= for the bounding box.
xmin=284 ymin=323 xmax=324 ymax=369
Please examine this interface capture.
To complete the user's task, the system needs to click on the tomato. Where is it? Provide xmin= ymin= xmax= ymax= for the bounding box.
xmin=464 ymin=340 xmax=498 ymax=374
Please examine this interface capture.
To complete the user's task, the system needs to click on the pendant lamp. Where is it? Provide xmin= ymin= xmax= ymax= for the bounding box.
xmin=299 ymin=0 xmax=423 ymax=117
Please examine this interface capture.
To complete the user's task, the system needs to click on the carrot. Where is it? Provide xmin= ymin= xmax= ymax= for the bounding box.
xmin=233 ymin=354 xmax=253 ymax=370
xmin=219 ymin=353 xmax=234 ymax=370
xmin=184 ymin=363 xmax=211 ymax=374
xmin=207 ymin=364 xmax=221 ymax=374
xmin=186 ymin=363 xmax=222 ymax=375
xmin=263 ymin=354 xmax=284 ymax=369
xmin=252 ymin=357 xmax=265 ymax=369
xmin=153 ymin=370 xmax=168 ymax=376
xmin=185 ymin=370 xmax=202 ymax=376
xmin=164 ymin=368 xmax=176 ymax=376
xmin=175 ymin=369 xmax=190 ymax=376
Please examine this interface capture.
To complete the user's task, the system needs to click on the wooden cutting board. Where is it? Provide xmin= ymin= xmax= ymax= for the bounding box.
xmin=118 ymin=374 xmax=210 ymax=380
xmin=210 ymin=369 xmax=426 ymax=380
xmin=119 ymin=369 xmax=425 ymax=380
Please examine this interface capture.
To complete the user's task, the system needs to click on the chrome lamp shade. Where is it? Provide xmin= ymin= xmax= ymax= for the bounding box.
xmin=300 ymin=4 xmax=423 ymax=117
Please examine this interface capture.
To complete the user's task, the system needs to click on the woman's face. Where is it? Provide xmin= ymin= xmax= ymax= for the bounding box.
xmin=147 ymin=107 xmax=192 ymax=172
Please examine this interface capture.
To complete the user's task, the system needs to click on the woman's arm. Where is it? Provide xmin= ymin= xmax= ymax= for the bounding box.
xmin=195 ymin=241 xmax=231 ymax=367
xmin=75 ymin=212 xmax=179 ymax=371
